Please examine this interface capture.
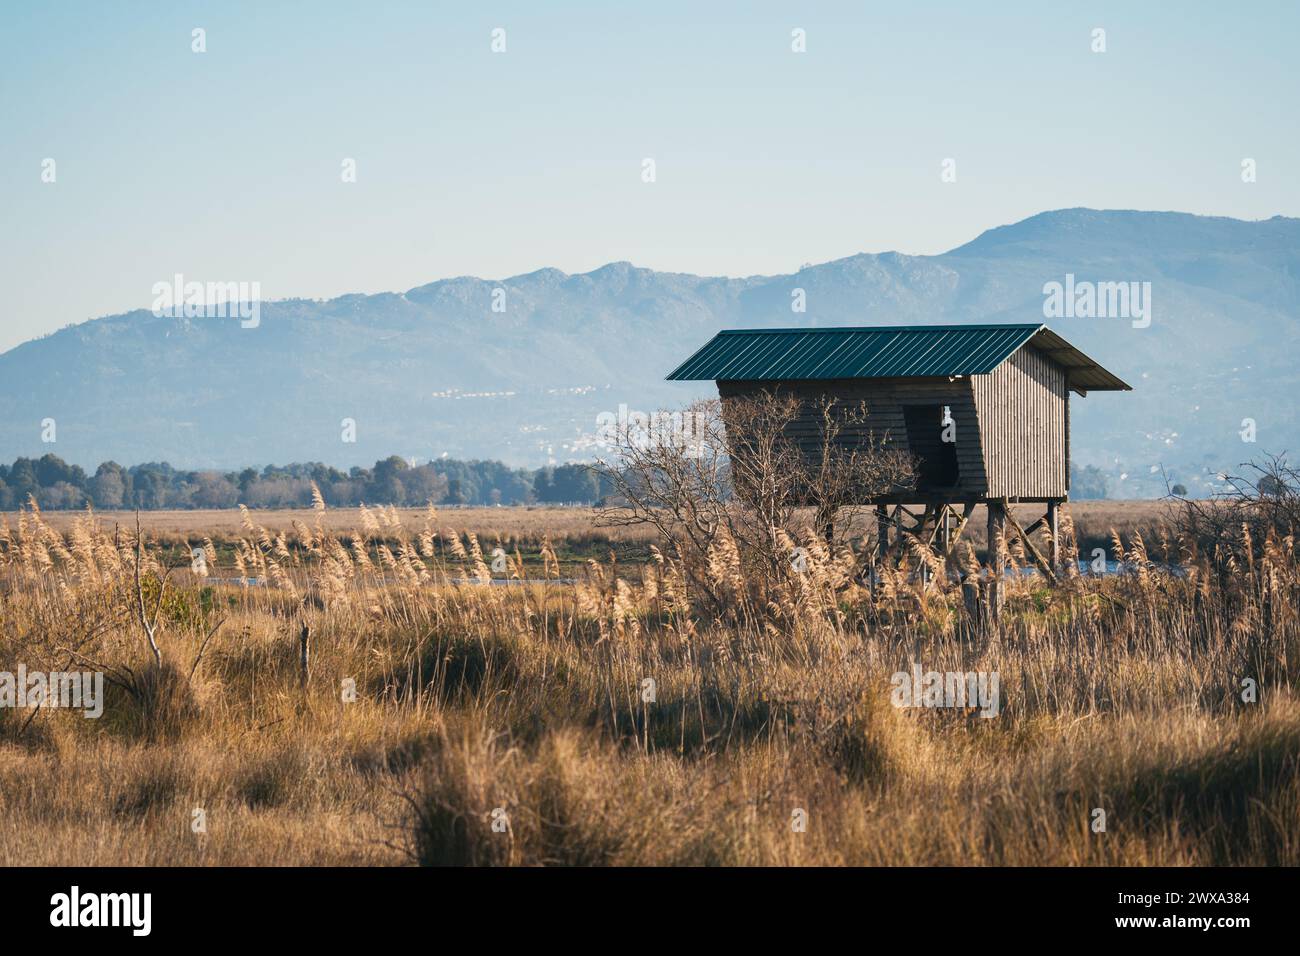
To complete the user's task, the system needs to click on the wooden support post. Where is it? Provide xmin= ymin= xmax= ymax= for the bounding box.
xmin=915 ymin=504 xmax=937 ymax=545
xmin=876 ymin=505 xmax=889 ymax=563
xmin=986 ymin=499 xmax=1007 ymax=621
xmin=1004 ymin=506 xmax=1059 ymax=586
xmin=1047 ymin=500 xmax=1060 ymax=570
xmin=821 ymin=506 xmax=836 ymax=552
xmin=1020 ymin=515 xmax=1049 ymax=538
xmin=942 ymin=502 xmax=974 ymax=560
xmin=986 ymin=500 xmax=1006 ymax=572
xmin=881 ymin=503 xmax=938 ymax=570
xmin=894 ymin=505 xmax=923 ymax=526
xmin=915 ymin=504 xmax=936 ymax=588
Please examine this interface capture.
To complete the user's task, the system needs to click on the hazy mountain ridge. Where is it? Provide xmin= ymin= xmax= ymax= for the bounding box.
xmin=3 ymin=208 xmax=1298 ymax=498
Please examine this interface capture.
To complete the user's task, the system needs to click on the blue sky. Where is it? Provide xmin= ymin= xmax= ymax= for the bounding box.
xmin=2 ymin=0 xmax=1297 ymax=351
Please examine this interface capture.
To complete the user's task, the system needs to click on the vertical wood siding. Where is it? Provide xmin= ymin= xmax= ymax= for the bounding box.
xmin=717 ymin=377 xmax=988 ymax=496
xmin=970 ymin=346 xmax=1067 ymax=498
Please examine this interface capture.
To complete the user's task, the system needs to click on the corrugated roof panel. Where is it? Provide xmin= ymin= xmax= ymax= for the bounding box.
xmin=665 ymin=323 xmax=1131 ymax=391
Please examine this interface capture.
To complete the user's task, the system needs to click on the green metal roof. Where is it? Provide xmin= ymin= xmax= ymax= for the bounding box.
xmin=666 ymin=323 xmax=1130 ymax=392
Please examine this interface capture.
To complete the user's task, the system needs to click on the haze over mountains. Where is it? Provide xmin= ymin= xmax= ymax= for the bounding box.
xmin=2 ymin=208 xmax=1297 ymax=498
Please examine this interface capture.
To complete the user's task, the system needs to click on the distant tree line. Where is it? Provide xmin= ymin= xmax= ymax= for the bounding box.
xmin=0 ymin=453 xmax=1122 ymax=511
xmin=0 ymin=454 xmax=615 ymax=510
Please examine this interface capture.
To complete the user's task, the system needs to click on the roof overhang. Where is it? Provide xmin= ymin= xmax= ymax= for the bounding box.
xmin=1025 ymin=326 xmax=1132 ymax=394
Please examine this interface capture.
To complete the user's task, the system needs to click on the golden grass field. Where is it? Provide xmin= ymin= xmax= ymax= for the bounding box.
xmin=21 ymin=500 xmax=1175 ymax=572
xmin=1 ymin=498 xmax=1295 ymax=866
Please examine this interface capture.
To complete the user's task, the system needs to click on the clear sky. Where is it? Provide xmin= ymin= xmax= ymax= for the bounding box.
xmin=2 ymin=0 xmax=1296 ymax=352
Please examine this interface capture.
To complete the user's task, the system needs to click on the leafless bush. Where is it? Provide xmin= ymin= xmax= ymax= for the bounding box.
xmin=593 ymin=392 xmax=913 ymax=613
xmin=1172 ymin=454 xmax=1300 ymax=562
xmin=724 ymin=389 xmax=914 ymax=548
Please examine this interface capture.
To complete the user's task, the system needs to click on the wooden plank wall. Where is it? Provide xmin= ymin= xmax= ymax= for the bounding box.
xmin=970 ymin=346 xmax=1067 ymax=498
xmin=717 ymin=377 xmax=988 ymax=496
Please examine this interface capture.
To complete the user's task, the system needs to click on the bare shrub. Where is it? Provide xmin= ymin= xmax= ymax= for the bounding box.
xmin=1173 ymin=454 xmax=1300 ymax=562
xmin=593 ymin=393 xmax=913 ymax=618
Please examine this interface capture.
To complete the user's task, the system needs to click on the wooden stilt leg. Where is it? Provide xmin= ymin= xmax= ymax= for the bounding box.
xmin=1005 ymin=505 xmax=1059 ymax=586
xmin=1047 ymin=500 xmax=1060 ymax=570
xmin=876 ymin=505 xmax=889 ymax=563
xmin=986 ymin=500 xmax=1006 ymax=572
xmin=821 ymin=506 xmax=836 ymax=551
xmin=986 ymin=499 xmax=1007 ymax=621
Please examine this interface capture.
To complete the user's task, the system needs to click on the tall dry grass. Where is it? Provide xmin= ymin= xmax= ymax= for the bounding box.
xmin=0 ymin=496 xmax=1295 ymax=865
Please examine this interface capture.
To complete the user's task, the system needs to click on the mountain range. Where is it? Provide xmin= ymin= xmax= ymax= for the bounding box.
xmin=3 ymin=207 xmax=1297 ymax=498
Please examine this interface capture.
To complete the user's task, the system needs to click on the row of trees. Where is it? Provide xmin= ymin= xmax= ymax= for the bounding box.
xmin=0 ymin=454 xmax=614 ymax=510
xmin=0 ymin=450 xmax=1123 ymax=513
